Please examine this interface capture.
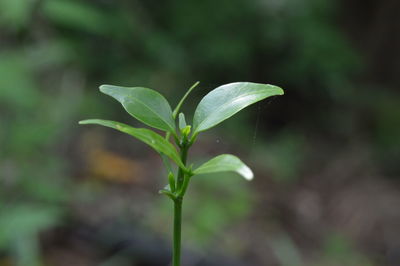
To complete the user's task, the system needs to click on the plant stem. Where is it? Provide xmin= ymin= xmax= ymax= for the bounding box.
xmin=173 ymin=197 xmax=182 ymax=266
xmin=176 ymin=145 xmax=188 ymax=190
xmin=172 ymin=139 xmax=190 ymax=266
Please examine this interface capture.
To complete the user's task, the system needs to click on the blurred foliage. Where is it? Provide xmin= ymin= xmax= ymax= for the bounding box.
xmin=148 ymin=172 xmax=252 ymax=246
xmin=252 ymin=130 xmax=309 ymax=183
xmin=318 ymin=233 xmax=374 ymax=266
xmin=0 ymin=0 xmax=399 ymax=265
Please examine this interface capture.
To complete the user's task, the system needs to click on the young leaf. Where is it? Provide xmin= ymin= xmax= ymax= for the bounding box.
xmin=178 ymin=113 xmax=187 ymax=130
xmin=193 ymin=82 xmax=284 ymax=134
xmin=99 ymin=85 xmax=175 ymax=132
xmin=79 ymin=119 xmax=184 ymax=168
xmin=193 ymin=154 xmax=254 ymax=180
xmin=159 ymin=184 xmax=176 ymax=200
xmin=172 ymin=81 xmax=200 ymax=119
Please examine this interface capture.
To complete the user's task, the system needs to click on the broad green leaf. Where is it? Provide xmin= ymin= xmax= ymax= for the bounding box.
xmin=99 ymin=85 xmax=175 ymax=132
xmin=193 ymin=82 xmax=284 ymax=134
xmin=79 ymin=119 xmax=184 ymax=168
xmin=193 ymin=154 xmax=253 ymax=180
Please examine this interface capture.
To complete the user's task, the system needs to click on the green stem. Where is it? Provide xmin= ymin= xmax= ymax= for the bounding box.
xmin=173 ymin=197 xmax=182 ymax=266
xmin=176 ymin=145 xmax=188 ymax=190
xmin=172 ymin=138 xmax=190 ymax=266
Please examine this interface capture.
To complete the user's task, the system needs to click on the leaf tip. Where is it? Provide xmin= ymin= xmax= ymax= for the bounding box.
xmin=240 ymin=165 xmax=254 ymax=181
xmin=273 ymin=86 xmax=284 ymax=95
xmin=99 ymin=84 xmax=113 ymax=93
xmin=245 ymin=173 xmax=254 ymax=181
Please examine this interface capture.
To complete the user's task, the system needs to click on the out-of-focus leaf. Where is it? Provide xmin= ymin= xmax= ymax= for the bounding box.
xmin=100 ymin=85 xmax=175 ymax=132
xmin=0 ymin=53 xmax=39 ymax=108
xmin=42 ymin=0 xmax=109 ymax=34
xmin=0 ymin=0 xmax=36 ymax=29
xmin=193 ymin=82 xmax=283 ymax=134
xmin=79 ymin=119 xmax=184 ymax=168
xmin=193 ymin=154 xmax=253 ymax=180
xmin=0 ymin=205 xmax=61 ymax=248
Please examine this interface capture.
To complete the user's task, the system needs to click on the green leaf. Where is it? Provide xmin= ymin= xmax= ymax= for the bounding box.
xmin=159 ymin=184 xmax=176 ymax=200
xmin=193 ymin=154 xmax=254 ymax=180
xmin=172 ymin=81 xmax=200 ymax=118
xmin=99 ymin=85 xmax=175 ymax=132
xmin=178 ymin=113 xmax=187 ymax=130
xmin=79 ymin=119 xmax=184 ymax=168
xmin=193 ymin=82 xmax=284 ymax=134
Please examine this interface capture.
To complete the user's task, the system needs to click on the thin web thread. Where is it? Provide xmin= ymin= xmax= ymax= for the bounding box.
xmin=250 ymin=102 xmax=261 ymax=153
xmin=250 ymin=97 xmax=277 ymax=153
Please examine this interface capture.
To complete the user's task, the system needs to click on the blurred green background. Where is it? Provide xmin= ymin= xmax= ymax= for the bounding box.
xmin=1 ymin=0 xmax=399 ymax=265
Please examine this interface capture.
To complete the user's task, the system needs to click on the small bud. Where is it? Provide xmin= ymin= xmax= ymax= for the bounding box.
xmin=181 ymin=125 xmax=191 ymax=137
xmin=168 ymin=172 xmax=175 ymax=192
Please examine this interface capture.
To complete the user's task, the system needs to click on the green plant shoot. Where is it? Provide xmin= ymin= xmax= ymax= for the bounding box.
xmin=79 ymin=81 xmax=284 ymax=266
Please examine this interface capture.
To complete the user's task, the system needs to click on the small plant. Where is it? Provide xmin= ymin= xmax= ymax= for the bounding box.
xmin=79 ymin=81 xmax=283 ymax=265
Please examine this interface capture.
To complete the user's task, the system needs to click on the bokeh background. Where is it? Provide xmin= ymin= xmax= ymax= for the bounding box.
xmin=1 ymin=0 xmax=400 ymax=265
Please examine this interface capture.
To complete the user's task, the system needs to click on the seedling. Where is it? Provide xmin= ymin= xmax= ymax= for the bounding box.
xmin=79 ymin=81 xmax=284 ymax=265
